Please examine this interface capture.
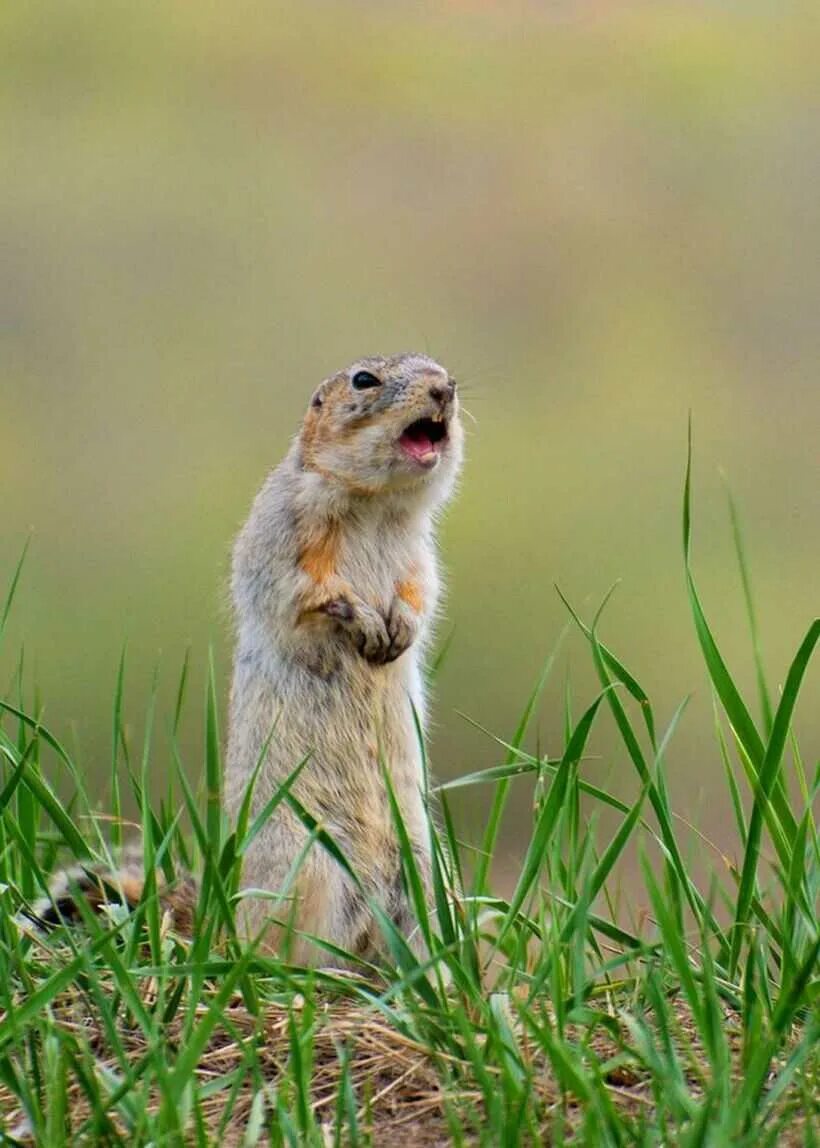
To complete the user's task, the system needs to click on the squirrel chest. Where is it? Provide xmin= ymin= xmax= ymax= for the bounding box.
xmin=299 ymin=513 xmax=422 ymax=624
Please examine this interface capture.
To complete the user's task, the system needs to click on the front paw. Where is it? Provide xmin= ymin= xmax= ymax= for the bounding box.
xmin=382 ymin=596 xmax=419 ymax=664
xmin=352 ymin=601 xmax=395 ymax=664
xmin=322 ymin=597 xmax=391 ymax=664
xmin=321 ymin=596 xmax=419 ymax=665
xmin=320 ymin=597 xmax=356 ymax=624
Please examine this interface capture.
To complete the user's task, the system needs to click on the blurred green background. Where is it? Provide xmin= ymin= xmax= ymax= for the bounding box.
xmin=2 ymin=2 xmax=818 ymax=880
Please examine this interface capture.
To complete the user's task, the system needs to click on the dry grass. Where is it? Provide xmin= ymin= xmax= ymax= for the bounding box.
xmin=1 ymin=976 xmax=813 ymax=1145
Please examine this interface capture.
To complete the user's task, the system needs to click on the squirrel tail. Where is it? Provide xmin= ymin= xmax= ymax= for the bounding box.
xmin=22 ymin=861 xmax=198 ymax=936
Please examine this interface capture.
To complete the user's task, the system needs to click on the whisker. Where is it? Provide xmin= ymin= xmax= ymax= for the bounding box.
xmin=460 ymin=404 xmax=479 ymax=427
xmin=451 ymin=360 xmax=509 ymax=390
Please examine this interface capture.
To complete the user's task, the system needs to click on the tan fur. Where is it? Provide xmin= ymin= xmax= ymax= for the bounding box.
xmin=300 ymin=465 xmax=380 ymax=498
xmin=226 ymin=352 xmax=463 ymax=965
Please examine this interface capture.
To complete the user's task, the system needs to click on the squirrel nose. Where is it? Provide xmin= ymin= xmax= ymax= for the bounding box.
xmin=428 ymin=379 xmax=455 ymax=406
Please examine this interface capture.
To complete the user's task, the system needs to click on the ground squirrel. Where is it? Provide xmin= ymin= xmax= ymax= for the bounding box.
xmin=31 ymin=353 xmax=463 ymax=966
xmin=226 ymin=351 xmax=462 ymax=963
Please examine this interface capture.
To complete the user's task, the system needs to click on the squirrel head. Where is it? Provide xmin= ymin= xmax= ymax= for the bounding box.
xmin=299 ymin=353 xmax=463 ymax=503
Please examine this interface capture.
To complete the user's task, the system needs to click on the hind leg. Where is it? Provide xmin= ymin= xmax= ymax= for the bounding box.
xmin=236 ymin=843 xmax=372 ymax=967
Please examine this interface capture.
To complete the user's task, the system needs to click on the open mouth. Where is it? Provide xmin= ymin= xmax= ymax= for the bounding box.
xmin=398 ymin=416 xmax=449 ymax=468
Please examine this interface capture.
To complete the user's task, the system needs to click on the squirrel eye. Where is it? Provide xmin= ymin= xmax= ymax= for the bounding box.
xmin=351 ymin=370 xmax=381 ymax=390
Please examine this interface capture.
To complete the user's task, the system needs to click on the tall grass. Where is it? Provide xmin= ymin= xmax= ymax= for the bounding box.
xmin=0 ymin=442 xmax=816 ymax=1145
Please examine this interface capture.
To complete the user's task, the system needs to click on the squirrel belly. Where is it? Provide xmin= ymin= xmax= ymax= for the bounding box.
xmin=29 ymin=354 xmax=463 ymax=968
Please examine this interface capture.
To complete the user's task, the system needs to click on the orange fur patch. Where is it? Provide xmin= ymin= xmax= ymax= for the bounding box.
xmin=300 ymin=521 xmax=341 ymax=584
xmin=299 ymin=378 xmax=381 ymax=496
xmin=396 ymin=579 xmax=423 ymax=614
xmin=115 ymin=874 xmax=146 ymax=905
xmin=300 ymin=377 xmax=345 ymax=460
xmin=300 ymin=406 xmax=321 ymax=456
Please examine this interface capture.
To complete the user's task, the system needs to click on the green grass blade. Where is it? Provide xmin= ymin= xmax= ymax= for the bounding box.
xmin=555 ymin=584 xmax=657 ymax=750
xmin=473 ymin=625 xmax=568 ymax=895
xmin=205 ymin=648 xmax=223 ymax=858
xmin=683 ymin=427 xmax=797 ymax=852
xmin=110 ymin=647 xmax=127 ymax=853
xmin=0 ymin=537 xmax=31 ymax=647
xmin=493 ymin=687 xmax=610 ymax=953
xmin=730 ymin=619 xmax=819 ymax=975
xmin=724 ymin=479 xmax=774 ymax=736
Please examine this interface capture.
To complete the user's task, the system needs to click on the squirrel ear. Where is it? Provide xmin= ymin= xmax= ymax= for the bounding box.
xmin=311 ymin=392 xmax=323 ymax=409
